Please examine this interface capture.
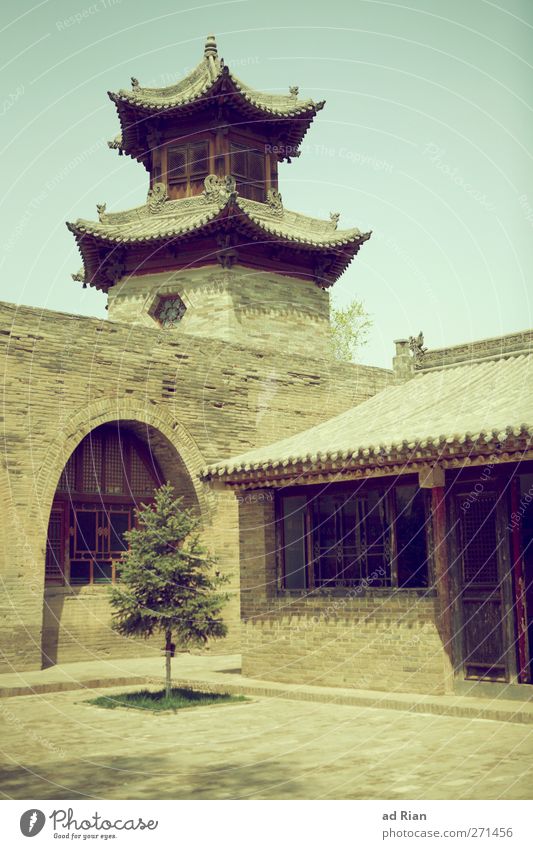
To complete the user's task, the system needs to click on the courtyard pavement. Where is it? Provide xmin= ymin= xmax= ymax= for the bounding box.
xmin=1 ymin=654 xmax=533 ymax=799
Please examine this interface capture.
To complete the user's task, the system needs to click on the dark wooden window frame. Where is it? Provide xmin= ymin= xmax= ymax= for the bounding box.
xmin=69 ymin=505 xmax=134 ymax=586
xmin=276 ymin=477 xmax=432 ymax=594
xmin=229 ymin=140 xmax=266 ymax=201
xmin=166 ymin=140 xmax=210 ymax=187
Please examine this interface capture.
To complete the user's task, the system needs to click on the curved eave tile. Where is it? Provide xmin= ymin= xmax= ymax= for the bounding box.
xmin=67 ymin=198 xmax=371 ymax=252
xmin=109 ymin=72 xmax=324 ymax=120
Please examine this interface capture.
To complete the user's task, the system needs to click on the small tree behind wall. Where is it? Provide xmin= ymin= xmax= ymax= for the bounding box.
xmin=109 ymin=483 xmax=228 ymax=697
xmin=330 ymin=298 xmax=372 ymax=362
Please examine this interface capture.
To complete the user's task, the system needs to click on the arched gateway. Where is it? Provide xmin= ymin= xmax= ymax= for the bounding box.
xmin=44 ymin=422 xmax=199 ymax=587
xmin=41 ymin=417 xmax=207 ymax=666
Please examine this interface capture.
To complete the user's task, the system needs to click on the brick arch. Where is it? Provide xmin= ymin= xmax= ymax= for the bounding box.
xmin=34 ymin=399 xmax=214 ymax=530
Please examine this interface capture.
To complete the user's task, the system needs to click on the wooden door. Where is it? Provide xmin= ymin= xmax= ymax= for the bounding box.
xmin=455 ymin=491 xmax=510 ymax=682
xmin=511 ymin=475 xmax=533 ymax=683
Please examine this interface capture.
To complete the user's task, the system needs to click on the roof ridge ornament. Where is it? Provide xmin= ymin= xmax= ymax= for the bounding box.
xmin=329 ymin=212 xmax=340 ymax=230
xmin=202 ymin=173 xmax=237 ymax=203
xmin=289 ymin=86 xmax=299 ymax=99
xmin=409 ymin=331 xmax=428 ymax=365
xmin=107 ymin=135 xmax=123 ymax=153
xmin=204 ymin=34 xmax=218 ymax=58
xmin=146 ymin=182 xmax=168 ymax=213
xmin=266 ymin=187 xmax=283 ymax=217
xmin=96 ymin=203 xmax=107 ymax=222
xmin=131 ymin=77 xmax=139 ymax=89
xmin=71 ymin=268 xmax=85 ymax=286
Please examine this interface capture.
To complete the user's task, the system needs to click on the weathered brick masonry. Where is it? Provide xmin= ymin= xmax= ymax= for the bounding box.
xmin=0 ymin=299 xmax=390 ymax=672
xmin=238 ymin=497 xmax=448 ymax=696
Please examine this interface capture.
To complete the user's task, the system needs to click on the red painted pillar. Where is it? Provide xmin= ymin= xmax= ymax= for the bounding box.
xmin=431 ymin=485 xmax=455 ymax=692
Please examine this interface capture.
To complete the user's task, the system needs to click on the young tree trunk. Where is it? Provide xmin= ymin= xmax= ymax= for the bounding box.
xmin=165 ymin=629 xmax=172 ymax=699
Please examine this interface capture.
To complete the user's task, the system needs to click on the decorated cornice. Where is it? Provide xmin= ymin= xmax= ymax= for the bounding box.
xmin=204 ymin=439 xmax=533 ymax=489
xmin=67 ymin=175 xmax=370 ymax=290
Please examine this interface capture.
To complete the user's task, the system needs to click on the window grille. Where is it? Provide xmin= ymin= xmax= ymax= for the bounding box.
xmin=230 ymin=142 xmax=265 ymax=201
xmin=82 ymin=435 xmax=102 ymax=492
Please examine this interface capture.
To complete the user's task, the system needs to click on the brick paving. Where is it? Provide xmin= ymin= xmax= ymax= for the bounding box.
xmin=1 ymin=655 xmax=532 ymax=800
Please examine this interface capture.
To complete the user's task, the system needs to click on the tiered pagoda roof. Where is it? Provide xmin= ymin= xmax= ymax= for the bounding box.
xmin=68 ymin=36 xmax=371 ymax=292
xmin=108 ymin=35 xmax=324 ymax=166
xmin=68 ymin=179 xmax=370 ymax=291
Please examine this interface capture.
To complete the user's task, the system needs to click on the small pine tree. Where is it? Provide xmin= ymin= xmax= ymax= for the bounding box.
xmin=330 ymin=298 xmax=372 ymax=362
xmin=109 ymin=483 xmax=228 ymax=697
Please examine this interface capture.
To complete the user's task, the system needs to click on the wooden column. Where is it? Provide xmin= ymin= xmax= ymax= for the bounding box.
xmin=419 ymin=465 xmax=455 ymax=693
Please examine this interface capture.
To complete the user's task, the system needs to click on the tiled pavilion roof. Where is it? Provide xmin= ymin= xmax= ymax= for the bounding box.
xmin=67 ymin=180 xmax=370 ymax=290
xmin=204 ymin=353 xmax=533 ymax=484
xmin=108 ymin=35 xmax=324 ymax=162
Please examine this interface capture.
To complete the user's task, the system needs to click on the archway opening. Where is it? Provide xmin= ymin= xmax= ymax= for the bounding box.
xmin=44 ymin=420 xmax=201 ymax=588
xmin=42 ymin=420 xmax=204 ymax=668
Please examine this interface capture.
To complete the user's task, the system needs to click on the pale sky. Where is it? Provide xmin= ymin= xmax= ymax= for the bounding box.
xmin=1 ymin=0 xmax=532 ymax=367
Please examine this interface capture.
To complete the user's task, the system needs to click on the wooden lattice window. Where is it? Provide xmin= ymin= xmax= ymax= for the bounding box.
xmin=82 ymin=435 xmax=102 ymax=493
xmin=460 ymin=494 xmax=499 ymax=585
xmin=46 ymin=426 xmax=164 ymax=587
xmin=311 ymin=491 xmax=392 ymax=588
xmin=45 ymin=508 xmax=64 ymax=583
xmin=104 ymin=432 xmax=125 ymax=494
xmin=230 ymin=142 xmax=265 ymax=201
xmin=129 ymin=450 xmax=158 ymax=495
xmin=279 ymin=482 xmax=431 ymax=591
xmin=69 ymin=507 xmax=133 ymax=585
xmin=167 ymin=141 xmax=209 ymax=186
xmin=394 ymin=485 xmax=429 ymax=588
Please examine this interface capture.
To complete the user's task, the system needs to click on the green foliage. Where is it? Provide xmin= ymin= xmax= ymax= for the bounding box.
xmin=330 ymin=298 xmax=372 ymax=362
xmin=88 ymin=688 xmax=247 ymax=713
xmin=109 ymin=483 xmax=229 ymax=648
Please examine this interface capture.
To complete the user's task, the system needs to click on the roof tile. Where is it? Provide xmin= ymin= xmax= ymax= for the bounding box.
xmin=204 ymin=354 xmax=533 ymax=477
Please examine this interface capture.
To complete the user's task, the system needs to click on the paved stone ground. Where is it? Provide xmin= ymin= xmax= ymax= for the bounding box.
xmin=1 ymin=681 xmax=533 ymax=800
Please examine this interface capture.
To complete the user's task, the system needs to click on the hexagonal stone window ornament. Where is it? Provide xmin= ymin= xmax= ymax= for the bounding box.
xmin=154 ymin=294 xmax=186 ymax=329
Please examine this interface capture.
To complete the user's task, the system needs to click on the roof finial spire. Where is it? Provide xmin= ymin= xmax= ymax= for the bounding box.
xmin=204 ymin=34 xmax=217 ymax=58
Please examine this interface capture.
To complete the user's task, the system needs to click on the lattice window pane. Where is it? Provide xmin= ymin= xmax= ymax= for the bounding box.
xmin=129 ymin=449 xmax=156 ymax=495
xmin=189 ymin=141 xmax=209 ymax=176
xmin=461 ymin=494 xmax=499 ymax=584
xmin=75 ymin=510 xmax=97 ymax=554
xmin=167 ymin=145 xmax=187 ymax=183
xmin=45 ymin=510 xmax=63 ymax=581
xmin=248 ymin=149 xmax=264 ymax=182
xmin=109 ymin=511 xmax=130 ymax=554
xmin=311 ymin=490 xmax=391 ymax=587
xmin=82 ymin=436 xmax=102 ymax=493
xmin=104 ymin=433 xmax=125 ymax=494
xmin=230 ymin=143 xmax=248 ymax=178
xmin=282 ymin=496 xmax=307 ymax=590
xmin=395 ymin=485 xmax=429 ymax=588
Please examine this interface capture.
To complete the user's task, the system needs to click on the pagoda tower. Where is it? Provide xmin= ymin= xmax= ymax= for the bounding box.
xmin=67 ymin=35 xmax=371 ymax=358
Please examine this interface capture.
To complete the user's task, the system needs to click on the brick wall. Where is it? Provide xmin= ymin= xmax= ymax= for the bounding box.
xmin=238 ymin=497 xmax=448 ymax=696
xmin=0 ymin=299 xmax=391 ymax=672
xmin=107 ymin=265 xmax=333 ymax=360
